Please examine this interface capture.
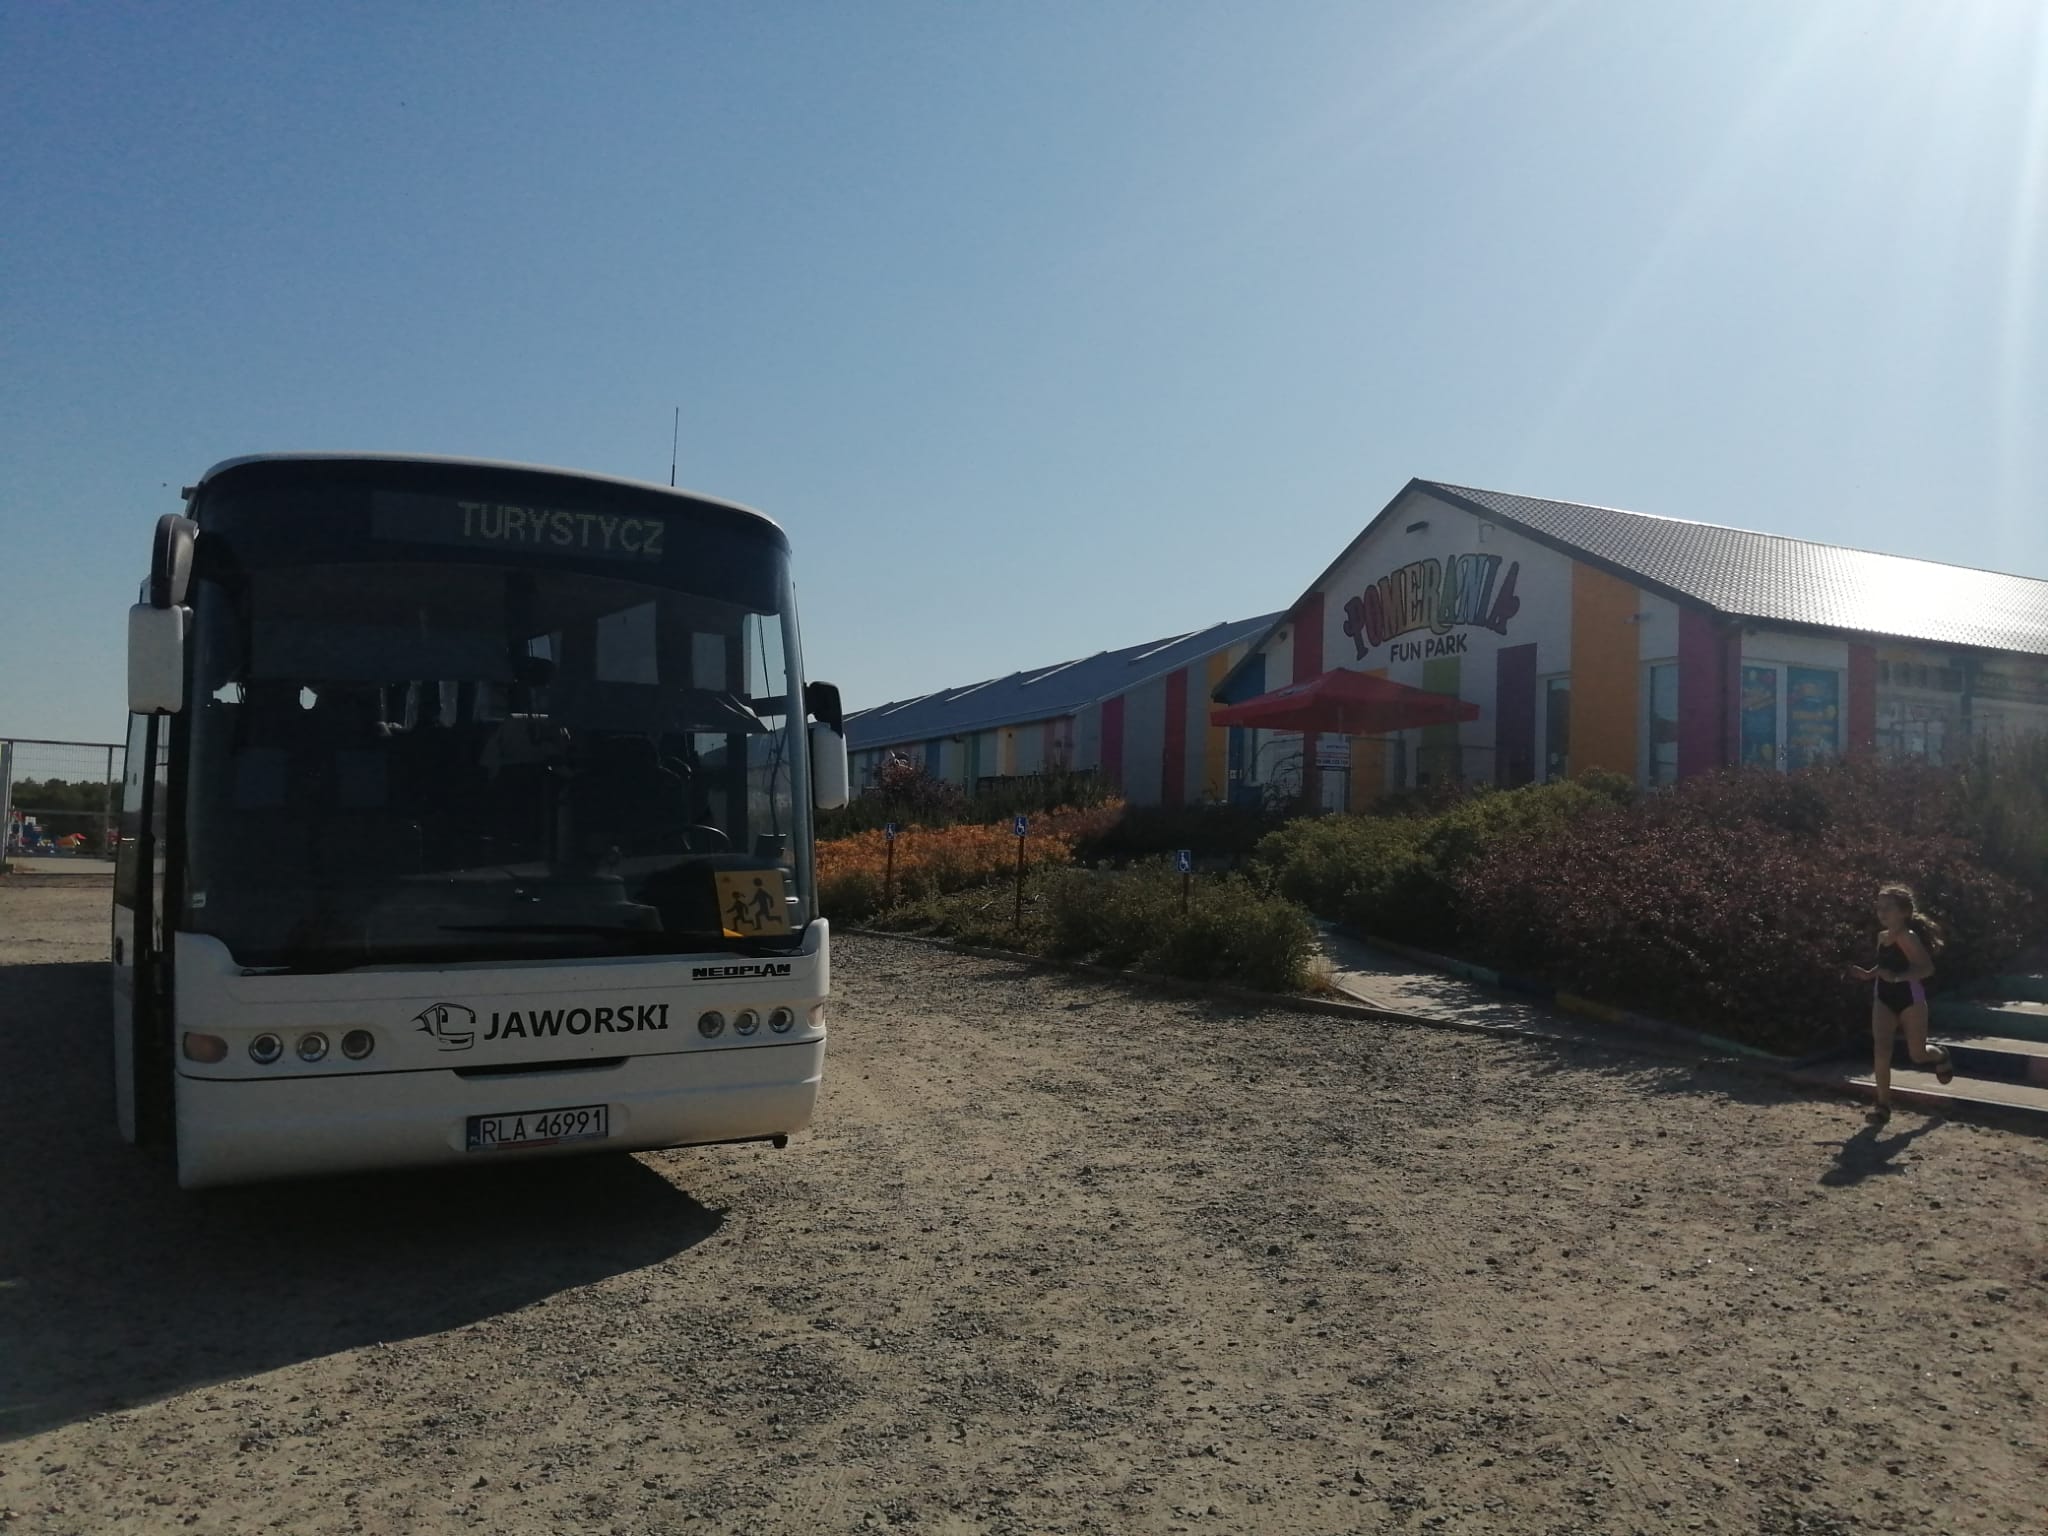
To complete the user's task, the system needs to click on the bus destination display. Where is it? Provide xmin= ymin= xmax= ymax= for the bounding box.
xmin=372 ymin=490 xmax=666 ymax=564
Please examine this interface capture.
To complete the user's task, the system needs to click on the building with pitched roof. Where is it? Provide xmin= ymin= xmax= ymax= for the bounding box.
xmin=847 ymin=613 xmax=1280 ymax=806
xmin=1215 ymin=479 xmax=2048 ymax=809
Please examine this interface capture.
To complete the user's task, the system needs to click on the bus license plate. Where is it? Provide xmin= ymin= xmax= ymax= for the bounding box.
xmin=466 ymin=1104 xmax=610 ymax=1152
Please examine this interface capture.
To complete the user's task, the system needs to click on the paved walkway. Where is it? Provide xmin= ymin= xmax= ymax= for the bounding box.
xmin=1313 ymin=924 xmax=1653 ymax=1053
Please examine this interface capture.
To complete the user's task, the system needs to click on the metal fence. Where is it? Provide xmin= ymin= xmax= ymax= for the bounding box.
xmin=2 ymin=737 xmax=123 ymax=865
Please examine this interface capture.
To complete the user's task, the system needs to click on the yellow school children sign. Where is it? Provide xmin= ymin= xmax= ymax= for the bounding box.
xmin=715 ymin=869 xmax=792 ymax=938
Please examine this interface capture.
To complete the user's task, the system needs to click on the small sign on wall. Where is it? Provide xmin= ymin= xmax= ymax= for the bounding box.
xmin=1314 ymin=738 xmax=1351 ymax=771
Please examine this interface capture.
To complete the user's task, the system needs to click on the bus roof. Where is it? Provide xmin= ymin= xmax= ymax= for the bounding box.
xmin=192 ymin=453 xmax=785 ymax=537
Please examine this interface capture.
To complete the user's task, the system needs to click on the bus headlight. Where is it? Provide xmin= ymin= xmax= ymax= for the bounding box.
xmin=340 ymin=1029 xmax=375 ymax=1060
xmin=697 ymin=1010 xmax=725 ymax=1039
xmin=249 ymin=1033 xmax=284 ymax=1065
xmin=297 ymin=1032 xmax=330 ymax=1063
xmin=734 ymin=1008 xmax=760 ymax=1037
xmin=768 ymin=1007 xmax=795 ymax=1033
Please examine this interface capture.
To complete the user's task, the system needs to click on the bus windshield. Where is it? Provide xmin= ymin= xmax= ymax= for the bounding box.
xmin=179 ymin=465 xmax=808 ymax=970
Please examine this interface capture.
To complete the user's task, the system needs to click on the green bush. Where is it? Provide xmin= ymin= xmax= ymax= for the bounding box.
xmin=1250 ymin=815 xmax=1428 ymax=914
xmin=1253 ymin=778 xmax=1628 ymax=945
xmin=1044 ymin=863 xmax=1314 ymax=992
xmin=867 ymin=877 xmax=1060 ymax=952
xmin=869 ymin=863 xmax=1315 ymax=992
xmin=1960 ymin=735 xmax=2048 ymax=899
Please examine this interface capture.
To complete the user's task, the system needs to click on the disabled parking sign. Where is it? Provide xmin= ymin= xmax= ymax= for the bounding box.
xmin=1175 ymin=849 xmax=1193 ymax=874
xmin=1013 ymin=814 xmax=1029 ymax=838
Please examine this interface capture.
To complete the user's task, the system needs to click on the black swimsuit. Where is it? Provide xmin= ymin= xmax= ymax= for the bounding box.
xmin=1873 ymin=936 xmax=1926 ymax=1015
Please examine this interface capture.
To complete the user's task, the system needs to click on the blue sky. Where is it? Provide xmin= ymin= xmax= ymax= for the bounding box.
xmin=4 ymin=1 xmax=2045 ymax=746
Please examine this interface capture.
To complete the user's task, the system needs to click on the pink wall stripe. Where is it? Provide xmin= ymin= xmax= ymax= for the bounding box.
xmin=1292 ymin=592 xmax=1324 ymax=683
xmin=1494 ymin=643 xmax=1537 ymax=787
xmin=1847 ymin=644 xmax=1876 ymax=756
xmin=1101 ymin=696 xmax=1126 ymax=791
xmin=1677 ymin=607 xmax=1729 ymax=779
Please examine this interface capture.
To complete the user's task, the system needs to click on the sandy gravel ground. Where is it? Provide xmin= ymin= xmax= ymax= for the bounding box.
xmin=1 ymin=878 xmax=2043 ymax=1535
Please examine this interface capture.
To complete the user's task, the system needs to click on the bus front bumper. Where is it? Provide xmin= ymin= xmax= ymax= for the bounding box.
xmin=172 ymin=1038 xmax=824 ymax=1189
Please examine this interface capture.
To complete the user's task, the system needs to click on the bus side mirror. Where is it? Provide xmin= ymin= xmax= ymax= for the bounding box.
xmin=150 ymin=514 xmax=198 ymax=609
xmin=803 ymin=680 xmax=843 ymax=733
xmin=129 ymin=603 xmax=188 ymax=715
xmin=809 ymin=720 xmax=849 ymax=810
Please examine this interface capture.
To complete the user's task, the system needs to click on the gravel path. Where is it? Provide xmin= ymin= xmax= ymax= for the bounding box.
xmin=2 ymin=883 xmax=2044 ymax=1533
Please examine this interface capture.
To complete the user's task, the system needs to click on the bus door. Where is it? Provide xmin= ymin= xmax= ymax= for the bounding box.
xmin=112 ymin=711 xmax=172 ymax=1145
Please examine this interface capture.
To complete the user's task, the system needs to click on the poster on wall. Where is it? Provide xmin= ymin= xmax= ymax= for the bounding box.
xmin=1786 ymin=667 xmax=1841 ymax=770
xmin=1739 ymin=667 xmax=1779 ymax=767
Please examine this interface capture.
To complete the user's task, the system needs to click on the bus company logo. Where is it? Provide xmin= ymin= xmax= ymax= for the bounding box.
xmin=1342 ymin=554 xmax=1521 ymax=662
xmin=691 ymin=962 xmax=794 ymax=982
xmin=413 ymin=1002 xmax=478 ymax=1052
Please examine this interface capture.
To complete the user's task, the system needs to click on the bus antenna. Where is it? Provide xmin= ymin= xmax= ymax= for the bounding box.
xmin=669 ymin=406 xmax=679 ymax=487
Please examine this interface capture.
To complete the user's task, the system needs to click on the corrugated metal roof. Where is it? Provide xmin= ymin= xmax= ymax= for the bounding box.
xmin=1424 ymin=482 xmax=2048 ymax=658
xmin=846 ymin=612 xmax=1283 ymax=750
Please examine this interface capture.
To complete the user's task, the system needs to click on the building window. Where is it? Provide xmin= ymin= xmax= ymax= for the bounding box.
xmin=1876 ymin=702 xmax=1949 ymax=764
xmin=1740 ymin=666 xmax=1779 ymax=767
xmin=1542 ymin=677 xmax=1571 ymax=781
xmin=1785 ymin=666 xmax=1841 ymax=770
xmin=1741 ymin=663 xmax=1843 ymax=771
xmin=1645 ymin=663 xmax=1679 ymax=785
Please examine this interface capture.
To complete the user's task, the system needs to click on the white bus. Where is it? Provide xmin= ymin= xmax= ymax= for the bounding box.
xmin=115 ymin=453 xmax=848 ymax=1189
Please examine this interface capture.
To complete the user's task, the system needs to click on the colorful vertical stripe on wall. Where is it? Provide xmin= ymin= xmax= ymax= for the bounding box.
xmin=1420 ymin=656 xmax=1462 ymax=783
xmin=1676 ymin=609 xmax=1727 ymax=777
xmin=1101 ymin=695 xmax=1126 ymax=791
xmin=1847 ymin=644 xmax=1876 ymax=755
xmin=1203 ymin=650 xmax=1231 ymax=801
xmin=1162 ymin=668 xmax=1189 ymax=808
xmin=1567 ymin=563 xmax=1641 ymax=777
xmin=1494 ymin=644 xmax=1537 ymax=787
xmin=1217 ymin=653 xmax=1265 ymax=806
xmin=1292 ymin=594 xmax=1324 ymax=681
xmin=1349 ymin=667 xmax=1389 ymax=806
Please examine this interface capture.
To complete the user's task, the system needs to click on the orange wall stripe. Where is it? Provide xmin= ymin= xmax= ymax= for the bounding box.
xmin=1569 ymin=562 xmax=1640 ymax=777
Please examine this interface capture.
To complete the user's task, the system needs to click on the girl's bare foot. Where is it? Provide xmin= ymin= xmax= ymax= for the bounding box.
xmin=1865 ymin=1102 xmax=1892 ymax=1125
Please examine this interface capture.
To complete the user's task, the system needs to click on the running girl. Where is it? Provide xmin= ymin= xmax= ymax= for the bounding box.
xmin=1848 ymin=883 xmax=1954 ymax=1122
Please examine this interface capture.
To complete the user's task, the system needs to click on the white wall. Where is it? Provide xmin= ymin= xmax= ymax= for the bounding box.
xmin=1636 ymin=593 xmax=1680 ymax=663
xmin=1237 ymin=487 xmax=1580 ymax=789
xmin=1121 ymin=677 xmax=1168 ymax=805
xmin=1742 ymin=629 xmax=1850 ymax=670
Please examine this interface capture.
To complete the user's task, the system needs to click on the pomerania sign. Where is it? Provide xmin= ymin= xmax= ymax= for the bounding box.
xmin=1341 ymin=553 xmax=1521 ymax=662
